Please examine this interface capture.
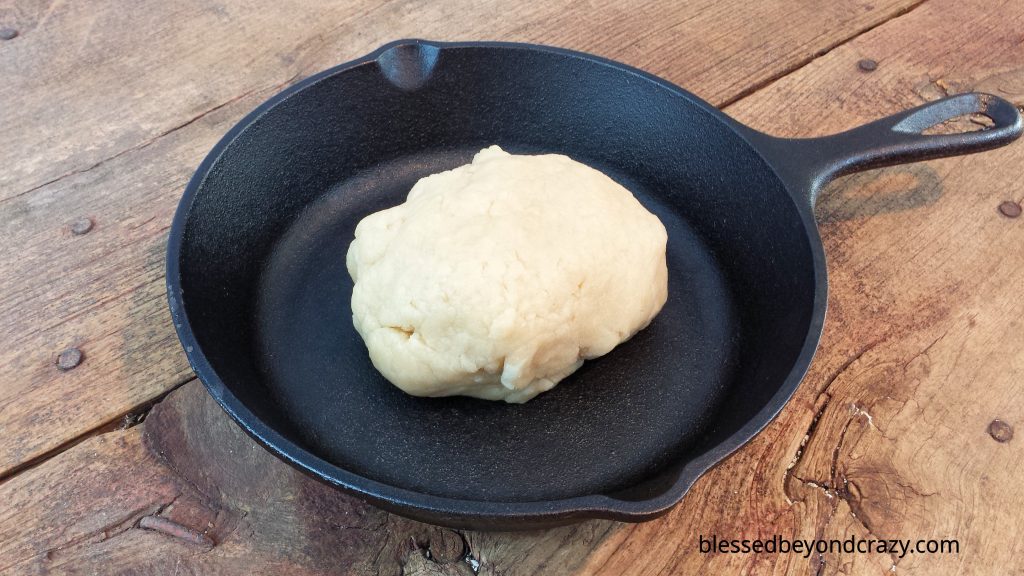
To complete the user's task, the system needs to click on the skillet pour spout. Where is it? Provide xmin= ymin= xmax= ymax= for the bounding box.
xmin=167 ymin=40 xmax=1022 ymax=530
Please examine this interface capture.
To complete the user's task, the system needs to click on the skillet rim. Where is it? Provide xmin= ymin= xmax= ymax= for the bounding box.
xmin=165 ymin=38 xmax=828 ymax=527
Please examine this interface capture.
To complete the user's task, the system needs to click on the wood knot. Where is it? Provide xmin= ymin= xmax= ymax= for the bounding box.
xmin=424 ymin=529 xmax=466 ymax=564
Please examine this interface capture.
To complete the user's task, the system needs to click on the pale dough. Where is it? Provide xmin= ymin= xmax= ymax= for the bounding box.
xmin=346 ymin=146 xmax=668 ymax=402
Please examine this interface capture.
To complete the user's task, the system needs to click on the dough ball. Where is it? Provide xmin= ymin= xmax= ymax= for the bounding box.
xmin=346 ymin=146 xmax=668 ymax=403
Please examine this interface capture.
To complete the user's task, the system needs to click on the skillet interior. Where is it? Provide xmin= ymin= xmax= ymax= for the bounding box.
xmin=174 ymin=43 xmax=818 ymax=506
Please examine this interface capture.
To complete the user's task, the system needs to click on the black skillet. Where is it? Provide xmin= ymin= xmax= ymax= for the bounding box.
xmin=167 ymin=40 xmax=1022 ymax=530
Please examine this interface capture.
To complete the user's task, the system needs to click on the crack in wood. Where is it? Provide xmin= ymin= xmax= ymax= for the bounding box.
xmin=813 ymin=552 xmax=826 ymax=576
xmin=784 ymin=392 xmax=833 ymax=504
xmin=828 ymin=414 xmax=857 ymax=491
xmin=901 ymin=327 xmax=950 ymax=371
xmin=371 ymin=518 xmax=395 ymax=576
xmin=783 ymin=338 xmax=883 ymax=505
xmin=793 ymin=457 xmax=902 ymax=570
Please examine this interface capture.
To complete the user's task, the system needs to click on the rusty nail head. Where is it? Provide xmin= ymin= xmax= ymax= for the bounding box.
xmin=0 ymin=28 xmax=17 ymax=40
xmin=56 ymin=347 xmax=83 ymax=371
xmin=998 ymin=201 xmax=1021 ymax=218
xmin=139 ymin=515 xmax=214 ymax=548
xmin=988 ymin=419 xmax=1013 ymax=443
xmin=71 ymin=217 xmax=94 ymax=235
xmin=858 ymin=59 xmax=878 ymax=72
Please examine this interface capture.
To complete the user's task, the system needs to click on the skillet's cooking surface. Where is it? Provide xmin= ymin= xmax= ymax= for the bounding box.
xmin=255 ymin=149 xmax=738 ymax=501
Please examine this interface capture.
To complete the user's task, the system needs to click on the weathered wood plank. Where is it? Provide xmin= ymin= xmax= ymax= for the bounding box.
xmin=0 ymin=0 xmax=922 ymax=477
xmin=0 ymin=380 xmax=617 ymax=575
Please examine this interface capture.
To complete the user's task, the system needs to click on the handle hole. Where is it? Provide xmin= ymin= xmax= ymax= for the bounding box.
xmin=893 ymin=93 xmax=996 ymax=135
xmin=920 ymin=112 xmax=995 ymax=135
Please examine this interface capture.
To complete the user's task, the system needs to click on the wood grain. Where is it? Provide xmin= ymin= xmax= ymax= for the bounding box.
xmin=0 ymin=0 xmax=922 ymax=202
xmin=0 ymin=380 xmax=616 ymax=575
xmin=2 ymin=0 xmax=1024 ymax=574
xmin=0 ymin=0 xmax=922 ymax=478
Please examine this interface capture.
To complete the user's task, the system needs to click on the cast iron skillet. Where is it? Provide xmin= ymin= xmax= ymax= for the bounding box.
xmin=167 ymin=40 xmax=1022 ymax=530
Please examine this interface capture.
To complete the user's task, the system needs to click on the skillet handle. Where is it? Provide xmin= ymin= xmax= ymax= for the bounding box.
xmin=749 ymin=93 xmax=1022 ymax=206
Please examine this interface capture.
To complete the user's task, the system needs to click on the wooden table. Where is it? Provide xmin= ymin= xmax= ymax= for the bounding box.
xmin=2 ymin=1 xmax=1022 ymax=574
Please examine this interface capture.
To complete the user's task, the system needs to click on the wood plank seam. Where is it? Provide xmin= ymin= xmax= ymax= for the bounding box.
xmin=0 ymin=376 xmax=196 ymax=486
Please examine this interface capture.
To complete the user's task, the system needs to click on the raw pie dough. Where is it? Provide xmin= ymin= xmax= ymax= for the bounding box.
xmin=346 ymin=146 xmax=668 ymax=402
